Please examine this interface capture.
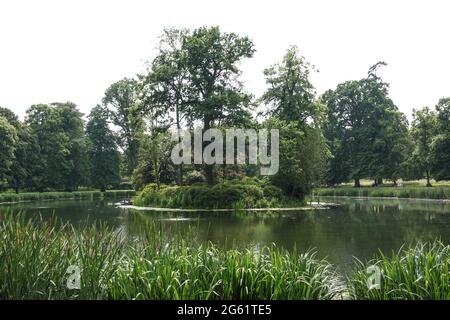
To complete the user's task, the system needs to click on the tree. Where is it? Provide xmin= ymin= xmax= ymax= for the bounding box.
xmin=0 ymin=116 xmax=17 ymax=188
xmin=133 ymin=131 xmax=175 ymax=190
xmin=410 ymin=106 xmax=437 ymax=187
xmin=431 ymin=97 xmax=450 ymax=181
xmin=264 ymin=118 xmax=328 ymax=198
xmin=362 ymin=64 xmax=410 ymax=185
xmin=0 ymin=107 xmax=20 ymax=127
xmin=0 ymin=107 xmax=43 ymax=192
xmin=86 ymin=105 xmax=121 ymax=191
xmin=262 ymin=46 xmax=319 ymax=124
xmin=322 ymin=80 xmax=371 ymax=187
xmin=260 ymin=46 xmax=329 ymax=195
xmin=322 ymin=62 xmax=408 ymax=187
xmin=26 ymin=102 xmax=89 ymax=191
xmin=180 ymin=26 xmax=255 ymax=185
xmin=9 ymin=124 xmax=43 ymax=192
xmin=103 ymin=78 xmax=143 ymax=175
xmin=140 ymin=28 xmax=191 ymax=185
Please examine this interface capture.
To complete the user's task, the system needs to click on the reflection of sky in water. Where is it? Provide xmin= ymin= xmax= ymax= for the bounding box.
xmin=3 ymin=197 xmax=450 ymax=274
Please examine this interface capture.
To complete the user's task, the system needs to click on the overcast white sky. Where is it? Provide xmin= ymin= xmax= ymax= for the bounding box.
xmin=0 ymin=0 xmax=449 ymax=121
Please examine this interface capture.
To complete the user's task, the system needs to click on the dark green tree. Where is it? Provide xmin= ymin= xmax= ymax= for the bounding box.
xmin=139 ymin=28 xmax=191 ymax=185
xmin=0 ymin=116 xmax=17 ymax=188
xmin=431 ymin=97 xmax=450 ymax=181
xmin=410 ymin=106 xmax=437 ymax=187
xmin=180 ymin=26 xmax=255 ymax=185
xmin=86 ymin=105 xmax=121 ymax=191
xmin=262 ymin=46 xmax=319 ymax=124
xmin=103 ymin=78 xmax=143 ymax=176
xmin=26 ymin=102 xmax=89 ymax=191
xmin=322 ymin=62 xmax=408 ymax=186
xmin=264 ymin=118 xmax=328 ymax=198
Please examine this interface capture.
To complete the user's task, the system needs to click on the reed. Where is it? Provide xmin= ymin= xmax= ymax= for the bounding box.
xmin=348 ymin=241 xmax=450 ymax=300
xmin=0 ymin=213 xmax=340 ymax=300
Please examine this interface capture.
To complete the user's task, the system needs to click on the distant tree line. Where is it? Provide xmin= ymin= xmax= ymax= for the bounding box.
xmin=0 ymin=26 xmax=448 ymax=195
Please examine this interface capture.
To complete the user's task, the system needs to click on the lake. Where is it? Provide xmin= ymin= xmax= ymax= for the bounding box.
xmin=3 ymin=197 xmax=450 ymax=273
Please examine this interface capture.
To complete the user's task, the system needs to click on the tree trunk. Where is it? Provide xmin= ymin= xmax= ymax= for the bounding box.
xmin=203 ymin=117 xmax=214 ymax=186
xmin=354 ymin=178 xmax=361 ymax=188
xmin=176 ymin=107 xmax=183 ymax=186
xmin=204 ymin=165 xmax=214 ymax=186
xmin=377 ymin=177 xmax=383 ymax=185
xmin=426 ymin=170 xmax=432 ymax=187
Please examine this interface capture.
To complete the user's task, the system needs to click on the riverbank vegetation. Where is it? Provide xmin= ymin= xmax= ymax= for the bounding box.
xmin=0 ymin=213 xmax=339 ymax=300
xmin=349 ymin=241 xmax=450 ymax=299
xmin=0 ymin=190 xmax=135 ymax=204
xmin=133 ymin=178 xmax=307 ymax=209
xmin=2 ymin=213 xmax=450 ymax=300
xmin=313 ymin=186 xmax=450 ymax=200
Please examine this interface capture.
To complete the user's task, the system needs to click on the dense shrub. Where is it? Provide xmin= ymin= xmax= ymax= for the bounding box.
xmin=135 ymin=181 xmax=287 ymax=209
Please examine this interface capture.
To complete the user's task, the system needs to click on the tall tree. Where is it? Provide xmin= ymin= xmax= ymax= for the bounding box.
xmin=410 ymin=106 xmax=437 ymax=187
xmin=26 ymin=102 xmax=89 ymax=191
xmin=86 ymin=105 xmax=121 ymax=191
xmin=181 ymin=26 xmax=255 ymax=185
xmin=431 ymin=97 xmax=450 ymax=181
xmin=261 ymin=47 xmax=328 ymax=194
xmin=264 ymin=118 xmax=328 ymax=198
xmin=0 ymin=107 xmax=44 ymax=192
xmin=0 ymin=116 xmax=17 ymax=188
xmin=262 ymin=46 xmax=319 ymax=124
xmin=103 ymin=78 xmax=143 ymax=175
xmin=140 ymin=28 xmax=191 ymax=185
xmin=322 ymin=80 xmax=371 ymax=187
xmin=322 ymin=62 xmax=408 ymax=187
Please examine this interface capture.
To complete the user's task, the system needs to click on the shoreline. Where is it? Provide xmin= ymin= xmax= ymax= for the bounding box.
xmin=316 ymin=195 xmax=450 ymax=203
xmin=118 ymin=202 xmax=339 ymax=212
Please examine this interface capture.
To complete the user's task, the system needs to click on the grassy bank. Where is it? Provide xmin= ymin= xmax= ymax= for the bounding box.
xmin=133 ymin=181 xmax=305 ymax=209
xmin=0 ymin=190 xmax=136 ymax=204
xmin=0 ymin=213 xmax=339 ymax=300
xmin=348 ymin=241 xmax=450 ymax=299
xmin=313 ymin=186 xmax=450 ymax=200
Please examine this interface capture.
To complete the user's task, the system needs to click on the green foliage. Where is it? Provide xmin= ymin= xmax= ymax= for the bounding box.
xmin=103 ymin=78 xmax=143 ymax=175
xmin=26 ymin=103 xmax=89 ymax=191
xmin=322 ymin=63 xmax=409 ymax=185
xmin=135 ymin=180 xmax=287 ymax=209
xmin=264 ymin=118 xmax=328 ymax=199
xmin=0 ymin=191 xmax=101 ymax=203
xmin=262 ymin=46 xmax=319 ymax=124
xmin=86 ymin=105 xmax=121 ymax=191
xmin=349 ymin=241 xmax=450 ymax=299
xmin=431 ymin=97 xmax=450 ymax=181
xmin=143 ymin=26 xmax=255 ymax=185
xmin=314 ymin=186 xmax=450 ymax=200
xmin=0 ymin=213 xmax=341 ymax=300
xmin=410 ymin=106 xmax=437 ymax=186
xmin=132 ymin=131 xmax=175 ymax=191
xmin=0 ymin=116 xmax=18 ymax=187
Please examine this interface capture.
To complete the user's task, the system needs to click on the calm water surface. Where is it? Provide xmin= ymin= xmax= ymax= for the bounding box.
xmin=3 ymin=197 xmax=450 ymax=272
